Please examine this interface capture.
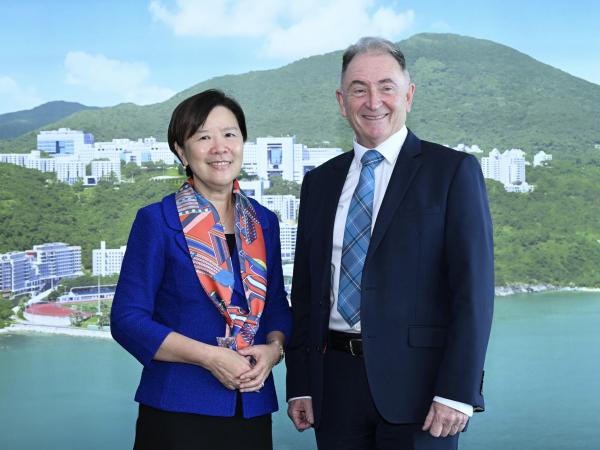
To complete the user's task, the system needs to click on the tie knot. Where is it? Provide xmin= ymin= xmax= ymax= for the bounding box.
xmin=361 ymin=149 xmax=384 ymax=168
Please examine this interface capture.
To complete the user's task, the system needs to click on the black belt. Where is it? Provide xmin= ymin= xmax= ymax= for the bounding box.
xmin=328 ymin=330 xmax=363 ymax=357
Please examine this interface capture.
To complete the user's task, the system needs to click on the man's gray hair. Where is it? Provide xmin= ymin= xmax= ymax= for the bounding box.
xmin=341 ymin=37 xmax=408 ymax=84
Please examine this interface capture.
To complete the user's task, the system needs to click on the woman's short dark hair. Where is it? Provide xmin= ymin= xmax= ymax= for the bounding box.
xmin=168 ymin=89 xmax=247 ymax=177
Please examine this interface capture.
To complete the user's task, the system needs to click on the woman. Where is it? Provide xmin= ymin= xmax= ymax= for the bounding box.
xmin=111 ymin=89 xmax=292 ymax=450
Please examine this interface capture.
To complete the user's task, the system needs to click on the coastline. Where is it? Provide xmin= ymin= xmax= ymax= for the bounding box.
xmin=495 ymin=284 xmax=600 ymax=297
xmin=2 ymin=286 xmax=599 ymax=338
xmin=0 ymin=323 xmax=112 ymax=339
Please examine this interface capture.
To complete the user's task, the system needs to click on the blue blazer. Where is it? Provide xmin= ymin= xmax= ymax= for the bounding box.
xmin=111 ymin=193 xmax=292 ymax=418
xmin=286 ymin=130 xmax=494 ymax=425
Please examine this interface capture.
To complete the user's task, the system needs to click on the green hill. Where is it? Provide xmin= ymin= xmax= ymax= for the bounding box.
xmin=1 ymin=33 xmax=599 ymax=158
xmin=0 ymin=164 xmax=180 ymax=269
xmin=1 ymin=160 xmax=599 ymax=287
xmin=0 ymin=101 xmax=96 ymax=140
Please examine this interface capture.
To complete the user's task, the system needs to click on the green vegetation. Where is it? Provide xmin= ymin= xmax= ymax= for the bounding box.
xmin=2 ymin=33 xmax=599 ymax=160
xmin=0 ymin=163 xmax=181 ymax=269
xmin=264 ymin=177 xmax=301 ymax=197
xmin=0 ymin=33 xmax=599 ymax=289
xmin=68 ymin=300 xmax=112 ymax=328
xmin=487 ymin=160 xmax=600 ymax=287
xmin=1 ymin=158 xmax=599 ymax=288
xmin=0 ymin=101 xmax=95 ymax=140
xmin=238 ymin=169 xmax=258 ymax=180
xmin=0 ymin=300 xmax=14 ymax=328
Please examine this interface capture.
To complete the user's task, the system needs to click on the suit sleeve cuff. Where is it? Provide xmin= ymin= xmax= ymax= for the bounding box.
xmin=433 ymin=396 xmax=474 ymax=417
xmin=288 ymin=396 xmax=312 ymax=403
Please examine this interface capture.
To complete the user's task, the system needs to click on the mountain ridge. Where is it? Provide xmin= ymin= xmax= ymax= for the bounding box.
xmin=1 ymin=33 xmax=598 ymax=159
xmin=0 ymin=101 xmax=96 ymax=140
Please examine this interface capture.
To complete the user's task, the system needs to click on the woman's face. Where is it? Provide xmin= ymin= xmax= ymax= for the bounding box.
xmin=176 ymin=105 xmax=244 ymax=197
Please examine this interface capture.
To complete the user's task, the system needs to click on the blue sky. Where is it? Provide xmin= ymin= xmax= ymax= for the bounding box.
xmin=0 ymin=0 xmax=598 ymax=114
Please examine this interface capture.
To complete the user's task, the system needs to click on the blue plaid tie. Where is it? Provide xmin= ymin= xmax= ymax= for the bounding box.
xmin=337 ymin=149 xmax=384 ymax=326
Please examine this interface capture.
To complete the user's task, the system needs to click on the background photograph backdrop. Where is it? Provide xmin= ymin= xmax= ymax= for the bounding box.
xmin=1 ymin=1 xmax=599 ymax=449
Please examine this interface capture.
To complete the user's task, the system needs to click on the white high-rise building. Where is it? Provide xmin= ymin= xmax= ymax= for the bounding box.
xmin=295 ymin=146 xmax=344 ymax=182
xmin=77 ymin=143 xmax=121 ymax=164
xmin=481 ymin=149 xmax=501 ymax=181
xmin=279 ymin=223 xmax=298 ymax=261
xmin=93 ymin=241 xmax=127 ymax=276
xmin=238 ymin=180 xmax=267 ymax=202
xmin=481 ymin=148 xmax=531 ymax=192
xmin=116 ymin=137 xmax=176 ymax=165
xmin=533 ymin=151 xmax=552 ymax=167
xmin=1 ymin=151 xmax=55 ymax=173
xmin=0 ymin=252 xmax=40 ymax=296
xmin=502 ymin=149 xmax=526 ymax=186
xmin=0 ymin=153 xmax=28 ymax=165
xmin=262 ymin=195 xmax=300 ymax=222
xmin=1 ymin=243 xmax=82 ymax=296
xmin=25 ymin=151 xmax=56 ymax=172
xmin=37 ymin=128 xmax=93 ymax=155
xmin=91 ymin=160 xmax=122 ymax=182
xmin=54 ymin=159 xmax=86 ymax=184
xmin=242 ymin=136 xmax=342 ymax=183
xmin=30 ymin=243 xmax=82 ymax=281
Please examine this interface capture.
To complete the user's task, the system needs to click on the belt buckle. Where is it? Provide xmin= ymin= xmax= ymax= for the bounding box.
xmin=348 ymin=338 xmax=361 ymax=357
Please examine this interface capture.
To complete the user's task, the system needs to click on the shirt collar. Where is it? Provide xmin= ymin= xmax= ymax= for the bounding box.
xmin=352 ymin=126 xmax=408 ymax=166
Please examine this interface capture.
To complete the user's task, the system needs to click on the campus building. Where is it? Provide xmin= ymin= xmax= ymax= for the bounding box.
xmin=481 ymin=148 xmax=532 ymax=193
xmin=92 ymin=241 xmax=126 ymax=276
xmin=0 ymin=252 xmax=40 ymax=296
xmin=30 ymin=243 xmax=83 ymax=281
xmin=37 ymin=128 xmax=94 ymax=155
xmin=242 ymin=136 xmax=342 ymax=183
xmin=533 ymin=151 xmax=553 ymax=167
xmin=0 ymin=243 xmax=81 ymax=296
xmin=279 ymin=223 xmax=298 ymax=261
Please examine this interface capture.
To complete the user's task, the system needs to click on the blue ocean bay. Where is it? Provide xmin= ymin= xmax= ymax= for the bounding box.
xmin=1 ymin=291 xmax=599 ymax=450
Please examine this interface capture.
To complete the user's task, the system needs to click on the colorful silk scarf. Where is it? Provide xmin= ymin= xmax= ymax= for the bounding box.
xmin=176 ymin=178 xmax=267 ymax=350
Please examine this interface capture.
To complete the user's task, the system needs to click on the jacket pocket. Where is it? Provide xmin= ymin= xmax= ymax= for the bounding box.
xmin=408 ymin=326 xmax=447 ymax=348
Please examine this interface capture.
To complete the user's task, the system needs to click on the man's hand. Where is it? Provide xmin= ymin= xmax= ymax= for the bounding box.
xmin=287 ymin=398 xmax=314 ymax=431
xmin=422 ymin=401 xmax=468 ymax=437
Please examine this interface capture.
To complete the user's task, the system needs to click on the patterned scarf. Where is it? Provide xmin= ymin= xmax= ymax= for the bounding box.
xmin=175 ymin=178 xmax=267 ymax=350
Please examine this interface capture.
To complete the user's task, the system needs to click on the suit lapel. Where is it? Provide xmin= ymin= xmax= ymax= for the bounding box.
xmin=367 ymin=130 xmax=422 ymax=260
xmin=161 ymin=194 xmax=190 ymax=256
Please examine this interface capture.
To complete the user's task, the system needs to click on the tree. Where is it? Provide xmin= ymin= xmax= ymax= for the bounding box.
xmin=264 ymin=177 xmax=301 ymax=197
xmin=122 ymin=162 xmax=142 ymax=180
xmin=238 ymin=169 xmax=258 ymax=180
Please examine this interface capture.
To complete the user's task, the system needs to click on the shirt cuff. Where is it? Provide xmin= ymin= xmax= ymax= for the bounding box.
xmin=433 ymin=396 xmax=474 ymax=417
xmin=288 ymin=396 xmax=312 ymax=403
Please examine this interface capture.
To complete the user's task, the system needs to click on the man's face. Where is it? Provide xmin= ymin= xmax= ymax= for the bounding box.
xmin=336 ymin=51 xmax=415 ymax=149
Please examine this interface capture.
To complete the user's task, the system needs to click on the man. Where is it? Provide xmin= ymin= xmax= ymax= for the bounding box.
xmin=286 ymin=37 xmax=494 ymax=450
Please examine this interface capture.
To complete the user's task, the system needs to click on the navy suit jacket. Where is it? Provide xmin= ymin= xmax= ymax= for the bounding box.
xmin=286 ymin=130 xmax=494 ymax=425
xmin=111 ymin=193 xmax=292 ymax=418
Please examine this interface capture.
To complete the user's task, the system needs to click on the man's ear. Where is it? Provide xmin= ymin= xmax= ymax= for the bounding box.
xmin=336 ymin=89 xmax=348 ymax=118
xmin=405 ymin=83 xmax=416 ymax=113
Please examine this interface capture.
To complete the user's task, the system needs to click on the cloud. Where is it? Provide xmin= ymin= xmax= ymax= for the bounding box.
xmin=264 ymin=2 xmax=415 ymax=59
xmin=149 ymin=0 xmax=282 ymax=37
xmin=64 ymin=52 xmax=175 ymax=105
xmin=0 ymin=76 xmax=43 ymax=114
xmin=149 ymin=0 xmax=415 ymax=59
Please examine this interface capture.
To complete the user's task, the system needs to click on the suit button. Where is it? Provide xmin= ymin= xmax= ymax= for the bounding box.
xmin=315 ymin=345 xmax=321 ymax=352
